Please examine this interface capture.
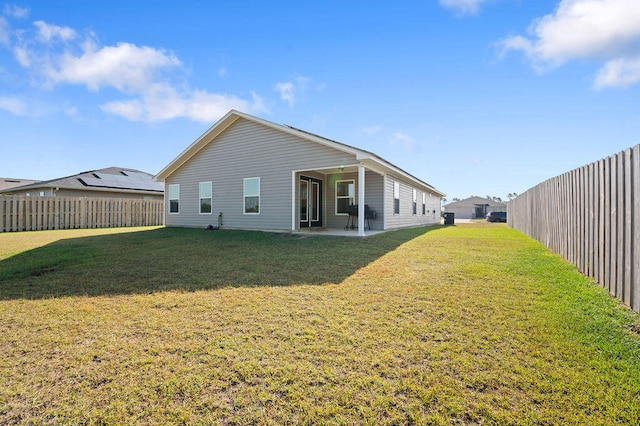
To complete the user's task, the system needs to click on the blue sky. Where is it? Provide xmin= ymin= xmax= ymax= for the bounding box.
xmin=1 ymin=0 xmax=639 ymax=201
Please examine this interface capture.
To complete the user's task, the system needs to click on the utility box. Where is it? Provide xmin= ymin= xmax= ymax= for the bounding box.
xmin=443 ymin=212 xmax=455 ymax=225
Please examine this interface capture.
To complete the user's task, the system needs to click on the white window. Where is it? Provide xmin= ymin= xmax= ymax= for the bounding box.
xmin=244 ymin=177 xmax=260 ymax=214
xmin=412 ymin=189 xmax=417 ymax=215
xmin=336 ymin=180 xmax=355 ymax=215
xmin=168 ymin=184 xmax=180 ymax=214
xmin=422 ymin=192 xmax=426 ymax=215
xmin=393 ymin=181 xmax=400 ymax=215
xmin=199 ymin=181 xmax=212 ymax=214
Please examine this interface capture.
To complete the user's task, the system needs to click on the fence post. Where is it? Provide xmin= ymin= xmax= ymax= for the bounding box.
xmin=509 ymin=145 xmax=639 ymax=312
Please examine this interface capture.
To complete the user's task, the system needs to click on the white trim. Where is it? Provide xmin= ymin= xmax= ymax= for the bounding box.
xmin=393 ymin=181 xmax=400 ymax=215
xmin=168 ymin=183 xmax=180 ymax=214
xmin=358 ymin=165 xmax=365 ymax=237
xmin=300 ymin=178 xmax=309 ymax=225
xmin=291 ymin=171 xmax=296 ymax=230
xmin=243 ymin=177 xmax=260 ymax=215
xmin=335 ymin=179 xmax=355 ymax=215
xmin=311 ymin=181 xmax=320 ymax=223
xmin=412 ymin=188 xmax=417 ymax=216
xmin=199 ymin=181 xmax=212 ymax=215
xmin=383 ymin=174 xmax=387 ymax=230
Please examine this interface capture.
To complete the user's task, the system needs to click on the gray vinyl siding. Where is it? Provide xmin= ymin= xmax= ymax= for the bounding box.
xmin=363 ymin=171 xmax=384 ymax=230
xmin=325 ymin=172 xmax=356 ymax=230
xmin=164 ymin=117 xmax=358 ymax=230
xmin=321 ymin=170 xmax=384 ymax=231
xmin=423 ymin=190 xmax=441 ymax=224
xmin=384 ymin=176 xmax=440 ymax=230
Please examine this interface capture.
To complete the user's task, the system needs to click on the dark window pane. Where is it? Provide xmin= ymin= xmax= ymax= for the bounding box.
xmin=245 ymin=196 xmax=259 ymax=213
xmin=200 ymin=198 xmax=212 ymax=213
xmin=337 ymin=198 xmax=352 ymax=214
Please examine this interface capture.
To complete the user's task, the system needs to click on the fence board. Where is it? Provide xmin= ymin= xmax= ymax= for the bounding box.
xmin=508 ymin=144 xmax=640 ymax=312
xmin=633 ymin=145 xmax=640 ymax=312
xmin=0 ymin=196 xmax=163 ymax=233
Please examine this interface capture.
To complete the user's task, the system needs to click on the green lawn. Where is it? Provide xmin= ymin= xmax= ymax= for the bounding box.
xmin=1 ymin=224 xmax=639 ymax=425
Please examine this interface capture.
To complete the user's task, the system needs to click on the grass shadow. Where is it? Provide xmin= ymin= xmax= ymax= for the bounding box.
xmin=0 ymin=226 xmax=438 ymax=300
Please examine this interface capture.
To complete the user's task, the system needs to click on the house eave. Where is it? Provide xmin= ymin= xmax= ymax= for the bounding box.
xmin=155 ymin=111 xmax=242 ymax=181
xmin=155 ymin=109 xmax=446 ymax=198
xmin=359 ymin=157 xmax=445 ymax=197
xmin=155 ymin=110 xmax=364 ymax=181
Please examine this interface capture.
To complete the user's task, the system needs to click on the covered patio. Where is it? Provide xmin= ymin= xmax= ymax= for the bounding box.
xmin=292 ymin=163 xmax=384 ymax=237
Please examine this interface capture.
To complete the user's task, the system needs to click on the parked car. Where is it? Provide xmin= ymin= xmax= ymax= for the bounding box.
xmin=486 ymin=211 xmax=507 ymax=222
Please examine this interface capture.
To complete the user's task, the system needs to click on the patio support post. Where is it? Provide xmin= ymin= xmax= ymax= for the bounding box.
xmin=291 ymin=171 xmax=296 ymax=230
xmin=358 ymin=165 xmax=365 ymax=236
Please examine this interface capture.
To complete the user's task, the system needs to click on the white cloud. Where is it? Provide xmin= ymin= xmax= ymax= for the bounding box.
xmin=360 ymin=125 xmax=382 ymax=136
xmin=34 ymin=20 xmax=77 ymax=42
xmin=3 ymin=4 xmax=30 ymax=19
xmin=13 ymin=45 xmax=30 ymax=67
xmin=0 ymin=96 xmax=27 ymax=115
xmin=101 ymin=87 xmax=266 ymax=123
xmin=274 ymin=81 xmax=295 ymax=106
xmin=594 ymin=56 xmax=640 ymax=88
xmin=274 ymin=75 xmax=309 ymax=107
xmin=3 ymin=19 xmax=267 ymax=122
xmin=0 ymin=17 xmax=9 ymax=45
xmin=439 ymin=0 xmax=490 ymax=15
xmin=389 ymin=132 xmax=416 ymax=152
xmin=499 ymin=0 xmax=640 ymax=87
xmin=48 ymin=41 xmax=181 ymax=92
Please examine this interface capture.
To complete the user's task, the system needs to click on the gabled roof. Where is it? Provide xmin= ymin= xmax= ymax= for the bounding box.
xmin=155 ymin=110 xmax=445 ymax=196
xmin=0 ymin=167 xmax=163 ymax=194
xmin=443 ymin=196 xmax=506 ymax=208
xmin=0 ymin=178 xmax=40 ymax=191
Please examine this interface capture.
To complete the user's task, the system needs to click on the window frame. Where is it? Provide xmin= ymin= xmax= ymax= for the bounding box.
xmin=393 ymin=181 xmax=400 ymax=215
xmin=168 ymin=184 xmax=180 ymax=214
xmin=335 ymin=179 xmax=355 ymax=215
xmin=412 ymin=188 xmax=417 ymax=215
xmin=422 ymin=192 xmax=426 ymax=215
xmin=243 ymin=177 xmax=260 ymax=215
xmin=199 ymin=181 xmax=212 ymax=214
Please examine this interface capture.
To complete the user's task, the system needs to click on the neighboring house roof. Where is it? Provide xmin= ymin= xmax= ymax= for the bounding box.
xmin=0 ymin=178 xmax=40 ymax=191
xmin=155 ymin=110 xmax=445 ymax=197
xmin=443 ymin=196 xmax=506 ymax=208
xmin=0 ymin=167 xmax=164 ymax=195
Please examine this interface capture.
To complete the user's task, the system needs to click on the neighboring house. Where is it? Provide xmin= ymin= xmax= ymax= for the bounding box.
xmin=0 ymin=167 xmax=164 ymax=200
xmin=443 ymin=196 xmax=506 ymax=220
xmin=0 ymin=178 xmax=40 ymax=191
xmin=156 ymin=110 xmax=445 ymax=236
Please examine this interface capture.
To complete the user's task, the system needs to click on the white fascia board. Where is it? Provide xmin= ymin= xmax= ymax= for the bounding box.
xmin=155 ymin=111 xmax=241 ymax=180
xmin=360 ymin=157 xmax=445 ymax=197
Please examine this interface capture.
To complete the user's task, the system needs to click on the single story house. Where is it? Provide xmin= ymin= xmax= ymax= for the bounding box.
xmin=0 ymin=178 xmax=40 ymax=191
xmin=0 ymin=167 xmax=164 ymax=200
xmin=155 ymin=110 xmax=445 ymax=236
xmin=443 ymin=196 xmax=506 ymax=220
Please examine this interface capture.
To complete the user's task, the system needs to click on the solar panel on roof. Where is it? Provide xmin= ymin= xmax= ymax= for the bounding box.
xmin=78 ymin=172 xmax=163 ymax=192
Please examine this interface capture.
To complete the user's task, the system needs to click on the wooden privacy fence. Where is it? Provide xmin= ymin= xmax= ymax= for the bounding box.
xmin=508 ymin=145 xmax=640 ymax=312
xmin=0 ymin=196 xmax=164 ymax=232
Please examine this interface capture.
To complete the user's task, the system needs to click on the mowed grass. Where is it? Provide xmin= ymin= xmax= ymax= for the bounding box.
xmin=1 ymin=224 xmax=639 ymax=425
